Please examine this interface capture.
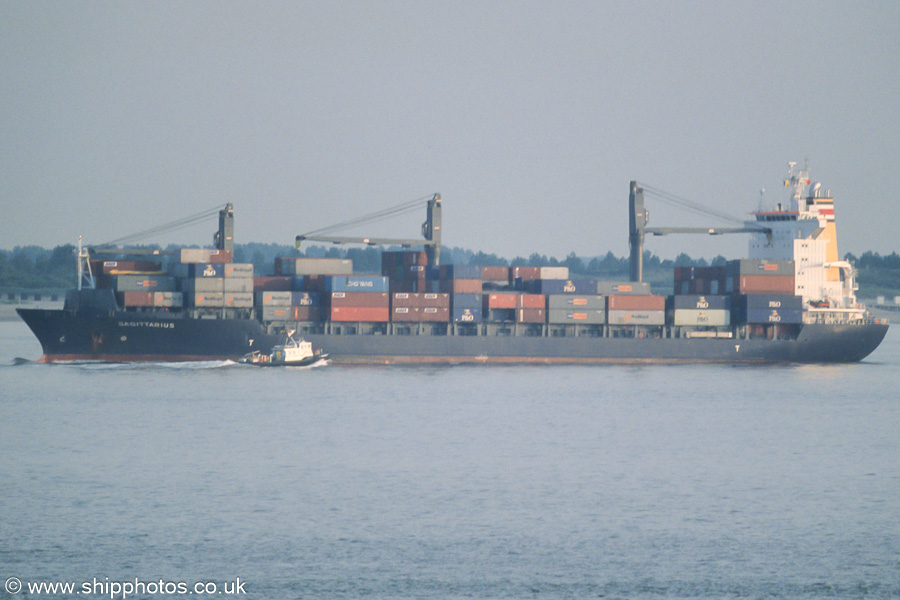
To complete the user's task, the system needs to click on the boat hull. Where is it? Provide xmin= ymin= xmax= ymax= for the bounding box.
xmin=17 ymin=308 xmax=888 ymax=364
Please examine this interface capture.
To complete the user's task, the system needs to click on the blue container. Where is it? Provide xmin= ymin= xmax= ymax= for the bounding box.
xmin=525 ymin=278 xmax=596 ymax=294
xmin=325 ymin=275 xmax=390 ymax=293
xmin=672 ymin=295 xmax=731 ymax=310
xmin=187 ymin=263 xmax=225 ymax=278
xmin=291 ymin=291 xmax=321 ymax=306
xmin=742 ymin=294 xmax=803 ymax=311
xmin=451 ymin=293 xmax=483 ymax=309
xmin=451 ymin=307 xmax=482 ymax=322
xmin=744 ymin=308 xmax=803 ymax=324
xmin=439 ymin=264 xmax=482 ymax=279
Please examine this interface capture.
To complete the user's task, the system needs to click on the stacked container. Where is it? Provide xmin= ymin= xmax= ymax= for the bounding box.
xmin=606 ymin=295 xmax=666 ymax=325
xmin=671 ymin=295 xmax=731 ymax=327
xmin=673 ymin=266 xmax=727 ymax=295
xmin=547 ymin=294 xmax=606 ymax=325
xmin=391 ymin=292 xmax=451 ymax=322
xmin=326 ymin=276 xmax=390 ymax=322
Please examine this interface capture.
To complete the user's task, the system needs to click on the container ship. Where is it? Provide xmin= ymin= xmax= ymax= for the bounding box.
xmin=17 ymin=164 xmax=888 ymax=364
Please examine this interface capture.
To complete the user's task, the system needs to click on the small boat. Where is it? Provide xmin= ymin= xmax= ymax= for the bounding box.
xmin=239 ymin=332 xmax=327 ymax=367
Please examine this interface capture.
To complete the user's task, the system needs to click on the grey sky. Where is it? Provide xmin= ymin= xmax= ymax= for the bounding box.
xmin=2 ymin=1 xmax=897 ymax=261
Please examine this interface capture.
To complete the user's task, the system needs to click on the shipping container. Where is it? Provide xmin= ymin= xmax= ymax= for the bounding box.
xmin=121 ymin=291 xmax=154 ymax=307
xmin=381 ymin=250 xmax=427 ymax=268
xmin=390 ymin=279 xmax=439 ymax=294
xmin=673 ymin=309 xmax=731 ymax=327
xmin=671 ymin=295 xmax=731 ymax=310
xmin=254 ymin=291 xmax=293 ymax=306
xmin=223 ymin=277 xmax=254 ymax=293
xmin=328 ymin=292 xmax=390 ymax=308
xmin=176 ymin=248 xmax=232 ymax=263
xmin=484 ymin=293 xmax=519 ymax=310
xmin=547 ymin=309 xmax=606 ymax=324
xmin=525 ymin=278 xmax=596 ymax=295
xmin=742 ymin=308 xmax=804 ymax=324
xmin=738 ymin=294 xmax=803 ymax=311
xmin=292 ymin=305 xmax=322 ymax=321
xmin=487 ymin=308 xmax=516 ymax=322
xmin=276 ymin=257 xmax=354 ymax=276
xmin=607 ymin=294 xmax=666 ymax=311
xmin=291 ymin=291 xmax=321 ymax=306
xmin=102 ymin=260 xmax=162 ymax=274
xmin=735 ymin=275 xmax=796 ymax=294
xmin=153 ymin=291 xmax=183 ymax=308
xmin=517 ymin=308 xmax=546 ymax=323
xmin=538 ymin=266 xmax=569 ymax=280
xmin=607 ymin=309 xmax=665 ymax=325
xmin=392 ymin=306 xmax=451 ymax=322
xmin=262 ymin=306 xmax=291 ymax=321
xmin=728 ymin=259 xmax=795 ymax=277
xmin=186 ymin=292 xmax=225 ymax=307
xmin=450 ymin=293 xmax=482 ymax=309
xmin=451 ymin=307 xmax=482 ymax=322
xmin=172 ymin=263 xmax=225 ymax=278
xmin=511 ymin=266 xmax=540 ymax=281
xmin=223 ymin=263 xmax=254 ymax=277
xmin=595 ymin=281 xmax=651 ymax=295
xmin=439 ymin=278 xmax=483 ymax=294
xmin=181 ymin=278 xmax=224 ymax=293
xmin=253 ymin=276 xmax=292 ymax=291
xmin=223 ymin=293 xmax=254 ymax=308
xmin=481 ymin=266 xmax=510 ymax=282
xmin=108 ymin=275 xmax=177 ymax=292
xmin=391 ymin=292 xmax=450 ymax=308
xmin=329 ymin=306 xmax=390 ymax=322
xmin=547 ymin=294 xmax=606 ymax=310
xmin=325 ymin=275 xmax=390 ymax=293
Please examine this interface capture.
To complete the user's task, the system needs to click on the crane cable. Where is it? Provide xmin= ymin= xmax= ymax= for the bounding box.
xmin=636 ymin=183 xmax=746 ymax=226
xmin=96 ymin=205 xmax=227 ymax=247
xmin=300 ymin=195 xmax=433 ymax=237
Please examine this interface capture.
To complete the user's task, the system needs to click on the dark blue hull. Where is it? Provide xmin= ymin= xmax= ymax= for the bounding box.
xmin=17 ymin=308 xmax=888 ymax=364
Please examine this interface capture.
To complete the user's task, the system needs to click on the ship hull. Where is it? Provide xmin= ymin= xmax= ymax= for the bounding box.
xmin=17 ymin=308 xmax=888 ymax=364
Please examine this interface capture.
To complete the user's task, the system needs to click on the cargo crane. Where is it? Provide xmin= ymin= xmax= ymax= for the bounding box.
xmin=77 ymin=204 xmax=233 ymax=290
xmin=628 ymin=182 xmax=770 ymax=282
xmin=296 ymin=193 xmax=442 ymax=267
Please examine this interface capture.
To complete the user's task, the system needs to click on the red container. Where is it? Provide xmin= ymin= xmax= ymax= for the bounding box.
xmin=485 ymin=293 xmax=518 ymax=309
xmin=392 ymin=307 xmax=450 ymax=322
xmin=329 ymin=306 xmax=390 ymax=322
xmin=121 ymin=291 xmax=154 ymax=306
xmin=512 ymin=266 xmax=540 ymax=281
xmin=253 ymin=276 xmax=292 ymax=291
xmin=738 ymin=275 xmax=795 ymax=294
xmin=439 ymin=278 xmax=483 ymax=294
xmin=208 ymin=249 xmax=233 ymax=264
xmin=481 ymin=266 xmax=510 ymax=281
xmin=328 ymin=292 xmax=390 ymax=307
xmin=517 ymin=308 xmax=545 ymax=323
xmin=392 ymin=293 xmax=450 ymax=308
xmin=293 ymin=306 xmax=322 ymax=321
xmin=607 ymin=294 xmax=666 ymax=311
xmin=520 ymin=293 xmax=546 ymax=309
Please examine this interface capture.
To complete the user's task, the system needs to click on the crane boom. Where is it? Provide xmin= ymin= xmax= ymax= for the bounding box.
xmin=296 ymin=194 xmax=442 ymax=266
xmin=629 ymin=182 xmax=770 ymax=282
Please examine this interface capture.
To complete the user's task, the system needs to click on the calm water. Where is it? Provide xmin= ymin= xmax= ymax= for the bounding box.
xmin=1 ymin=318 xmax=898 ymax=599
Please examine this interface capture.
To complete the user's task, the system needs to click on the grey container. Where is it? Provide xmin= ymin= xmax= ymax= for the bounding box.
xmin=547 ymin=308 xmax=606 ymax=324
xmin=180 ymin=278 xmax=224 ymax=293
xmin=673 ymin=309 xmax=731 ymax=327
xmin=261 ymin=305 xmax=292 ymax=321
xmin=223 ymin=277 xmax=254 ymax=293
xmin=224 ymin=263 xmax=254 ymax=277
xmin=255 ymin=291 xmax=293 ymax=306
xmin=596 ymin=281 xmax=651 ymax=295
xmin=186 ymin=292 xmax=225 ymax=307
xmin=547 ymin=294 xmax=606 ymax=310
xmin=728 ymin=259 xmax=795 ymax=277
xmin=607 ymin=309 xmax=665 ymax=325
xmin=224 ymin=292 xmax=254 ymax=308
xmin=112 ymin=275 xmax=177 ymax=292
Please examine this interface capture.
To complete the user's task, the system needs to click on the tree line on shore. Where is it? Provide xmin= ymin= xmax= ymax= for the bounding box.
xmin=2 ymin=243 xmax=899 ymax=296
